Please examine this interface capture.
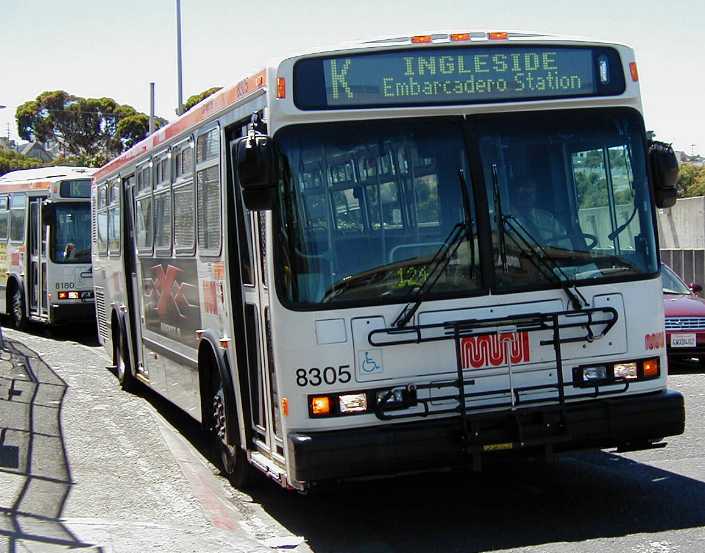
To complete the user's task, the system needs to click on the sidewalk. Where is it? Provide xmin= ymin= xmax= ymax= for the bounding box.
xmin=0 ymin=326 xmax=269 ymax=553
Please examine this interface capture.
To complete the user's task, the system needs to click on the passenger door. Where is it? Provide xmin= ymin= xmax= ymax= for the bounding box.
xmin=27 ymin=197 xmax=47 ymax=318
xmin=227 ymin=134 xmax=282 ymax=459
xmin=122 ymin=175 xmax=146 ymax=375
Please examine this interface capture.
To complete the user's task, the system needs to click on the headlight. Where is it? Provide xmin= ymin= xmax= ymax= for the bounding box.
xmin=613 ymin=362 xmax=638 ymax=380
xmin=581 ymin=365 xmax=608 ymax=382
xmin=339 ymin=393 xmax=367 ymax=414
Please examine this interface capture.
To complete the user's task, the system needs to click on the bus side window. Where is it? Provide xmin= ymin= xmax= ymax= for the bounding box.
xmin=173 ymin=181 xmax=195 ymax=254
xmin=9 ymin=194 xmax=26 ymax=243
xmin=0 ymin=196 xmax=9 ymax=241
xmin=196 ymin=127 xmax=221 ymax=257
xmin=135 ymin=194 xmax=154 ymax=255
xmin=108 ymin=179 xmax=121 ymax=255
xmin=154 ymin=189 xmax=172 ymax=255
xmin=96 ymin=184 xmax=108 ymax=256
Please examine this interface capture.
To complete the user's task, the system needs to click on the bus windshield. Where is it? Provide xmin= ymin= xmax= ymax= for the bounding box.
xmin=52 ymin=203 xmax=92 ymax=264
xmin=274 ymin=109 xmax=657 ymax=307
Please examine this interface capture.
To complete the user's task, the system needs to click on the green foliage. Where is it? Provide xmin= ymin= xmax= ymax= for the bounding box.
xmin=0 ymin=148 xmax=43 ymax=176
xmin=678 ymin=164 xmax=705 ymax=198
xmin=184 ymin=87 xmax=223 ymax=112
xmin=16 ymin=91 xmax=166 ymax=161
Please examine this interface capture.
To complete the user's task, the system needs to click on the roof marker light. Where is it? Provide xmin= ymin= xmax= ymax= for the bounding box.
xmin=450 ymin=33 xmax=471 ymax=42
xmin=276 ymin=77 xmax=286 ymax=99
xmin=411 ymin=35 xmax=433 ymax=44
xmin=488 ymin=31 xmax=508 ymax=40
xmin=629 ymin=62 xmax=639 ymax=82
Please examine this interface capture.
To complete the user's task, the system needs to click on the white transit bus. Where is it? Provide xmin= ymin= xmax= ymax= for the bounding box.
xmin=0 ymin=166 xmax=95 ymax=329
xmin=93 ymin=31 xmax=684 ymax=491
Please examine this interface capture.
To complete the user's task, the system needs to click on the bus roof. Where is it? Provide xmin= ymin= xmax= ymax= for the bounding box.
xmin=93 ymin=70 xmax=267 ymax=183
xmin=0 ymin=166 xmax=97 ymax=193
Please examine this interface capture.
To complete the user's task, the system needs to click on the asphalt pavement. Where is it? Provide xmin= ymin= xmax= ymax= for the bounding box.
xmin=0 ymin=324 xmax=704 ymax=553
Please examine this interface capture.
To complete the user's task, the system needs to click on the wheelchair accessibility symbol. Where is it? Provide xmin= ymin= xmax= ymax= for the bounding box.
xmin=360 ymin=350 xmax=383 ymax=374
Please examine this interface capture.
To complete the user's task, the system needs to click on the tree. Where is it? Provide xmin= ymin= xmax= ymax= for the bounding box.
xmin=678 ymin=164 xmax=705 ymax=198
xmin=16 ymin=91 xmax=166 ymax=161
xmin=0 ymin=149 xmax=43 ymax=176
xmin=183 ymin=87 xmax=222 ymax=112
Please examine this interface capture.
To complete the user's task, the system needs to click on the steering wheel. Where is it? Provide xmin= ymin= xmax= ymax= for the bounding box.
xmin=545 ymin=232 xmax=598 ymax=250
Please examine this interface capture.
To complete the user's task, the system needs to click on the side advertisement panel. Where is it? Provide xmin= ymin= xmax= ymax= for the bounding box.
xmin=140 ymin=258 xmax=201 ymax=348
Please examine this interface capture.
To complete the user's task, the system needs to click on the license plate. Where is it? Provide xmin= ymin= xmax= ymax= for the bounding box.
xmin=671 ymin=333 xmax=696 ymax=348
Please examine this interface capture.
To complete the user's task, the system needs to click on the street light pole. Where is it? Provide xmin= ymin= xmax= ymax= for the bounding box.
xmin=176 ymin=0 xmax=184 ymax=116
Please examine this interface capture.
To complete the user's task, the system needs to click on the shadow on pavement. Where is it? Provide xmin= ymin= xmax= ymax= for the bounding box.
xmin=246 ymin=451 xmax=705 ymax=553
xmin=0 ymin=328 xmax=103 ymax=552
xmin=136 ymin=366 xmax=705 ymax=553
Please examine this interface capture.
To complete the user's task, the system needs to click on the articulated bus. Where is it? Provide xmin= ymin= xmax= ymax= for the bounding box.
xmin=93 ymin=31 xmax=684 ymax=491
xmin=0 ymin=166 xmax=95 ymax=329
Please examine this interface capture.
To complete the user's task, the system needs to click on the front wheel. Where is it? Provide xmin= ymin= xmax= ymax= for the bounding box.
xmin=113 ymin=329 xmax=137 ymax=392
xmin=211 ymin=374 xmax=255 ymax=489
xmin=11 ymin=287 xmax=27 ymax=330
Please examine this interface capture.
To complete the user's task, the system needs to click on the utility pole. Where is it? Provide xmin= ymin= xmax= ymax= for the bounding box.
xmin=149 ymin=82 xmax=156 ymax=135
xmin=690 ymin=144 xmax=697 ymax=156
xmin=176 ymin=0 xmax=184 ymax=116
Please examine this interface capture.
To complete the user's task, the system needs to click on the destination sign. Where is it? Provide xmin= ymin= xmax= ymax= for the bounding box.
xmin=294 ymin=46 xmax=624 ymax=109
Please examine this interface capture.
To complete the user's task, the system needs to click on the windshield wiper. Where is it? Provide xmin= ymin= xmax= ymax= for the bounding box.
xmin=491 ymin=164 xmax=587 ymax=311
xmin=393 ymin=169 xmax=475 ymax=328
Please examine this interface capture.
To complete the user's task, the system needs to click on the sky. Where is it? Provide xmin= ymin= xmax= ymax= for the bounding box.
xmin=0 ymin=0 xmax=703 ymax=154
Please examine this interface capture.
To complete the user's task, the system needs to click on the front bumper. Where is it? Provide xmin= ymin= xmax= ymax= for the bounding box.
xmin=288 ymin=389 xmax=685 ymax=483
xmin=50 ymin=302 xmax=96 ymax=324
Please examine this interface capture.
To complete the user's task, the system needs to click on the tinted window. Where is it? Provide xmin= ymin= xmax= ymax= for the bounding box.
xmin=174 ymin=182 xmax=195 ymax=251
xmin=136 ymin=196 xmax=153 ymax=253
xmin=197 ymin=165 xmax=221 ymax=254
xmin=196 ymin=128 xmax=219 ymax=162
xmin=154 ymin=191 xmax=172 ymax=252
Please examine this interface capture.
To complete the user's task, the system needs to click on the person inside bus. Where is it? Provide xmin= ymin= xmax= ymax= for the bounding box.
xmin=63 ymin=242 xmax=76 ymax=260
xmin=510 ymin=175 xmax=572 ymax=250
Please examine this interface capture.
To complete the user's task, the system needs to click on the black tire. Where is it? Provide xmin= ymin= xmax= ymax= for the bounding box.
xmin=11 ymin=287 xmax=27 ymax=331
xmin=210 ymin=369 xmax=255 ymax=489
xmin=113 ymin=328 xmax=137 ymax=392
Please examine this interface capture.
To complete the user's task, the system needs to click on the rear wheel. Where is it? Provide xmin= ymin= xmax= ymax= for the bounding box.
xmin=210 ymin=369 xmax=255 ymax=489
xmin=113 ymin=328 xmax=137 ymax=392
xmin=11 ymin=287 xmax=27 ymax=331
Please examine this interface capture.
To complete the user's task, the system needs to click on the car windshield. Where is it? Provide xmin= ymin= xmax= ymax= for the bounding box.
xmin=52 ymin=204 xmax=92 ymax=263
xmin=274 ymin=109 xmax=658 ymax=308
xmin=479 ymin=108 xmax=657 ymax=291
xmin=661 ymin=264 xmax=691 ymax=294
xmin=275 ymin=118 xmax=481 ymax=306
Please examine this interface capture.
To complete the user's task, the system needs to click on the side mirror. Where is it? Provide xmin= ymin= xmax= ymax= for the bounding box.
xmin=42 ymin=203 xmax=56 ymax=224
xmin=690 ymin=283 xmax=703 ymax=294
xmin=233 ymin=133 xmax=276 ymax=211
xmin=648 ymin=140 xmax=679 ymax=208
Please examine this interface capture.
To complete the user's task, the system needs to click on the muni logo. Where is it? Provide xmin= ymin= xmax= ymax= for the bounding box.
xmin=460 ymin=332 xmax=531 ymax=369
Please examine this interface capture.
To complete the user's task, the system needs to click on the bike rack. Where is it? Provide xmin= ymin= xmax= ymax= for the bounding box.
xmin=369 ymin=307 xmax=623 ymax=465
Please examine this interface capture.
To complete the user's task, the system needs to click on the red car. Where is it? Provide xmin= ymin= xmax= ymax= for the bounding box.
xmin=662 ymin=263 xmax=705 ymax=363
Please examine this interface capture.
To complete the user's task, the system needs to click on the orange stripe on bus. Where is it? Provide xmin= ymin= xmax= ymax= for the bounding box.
xmin=93 ymin=70 xmax=267 ymax=183
xmin=0 ymin=181 xmax=52 ymax=192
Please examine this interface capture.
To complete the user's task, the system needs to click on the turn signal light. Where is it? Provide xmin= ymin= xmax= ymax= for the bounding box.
xmin=281 ymin=397 xmax=289 ymax=417
xmin=276 ymin=77 xmax=286 ymax=99
xmin=411 ymin=35 xmax=433 ymax=44
xmin=642 ymin=358 xmax=659 ymax=378
xmin=58 ymin=291 xmax=68 ymax=300
xmin=629 ymin=62 xmax=639 ymax=82
xmin=311 ymin=396 xmax=331 ymax=416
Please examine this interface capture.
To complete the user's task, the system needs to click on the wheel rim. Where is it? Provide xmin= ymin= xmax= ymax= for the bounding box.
xmin=115 ymin=342 xmax=125 ymax=380
xmin=13 ymin=294 xmax=22 ymax=325
xmin=212 ymin=389 xmax=234 ymax=473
